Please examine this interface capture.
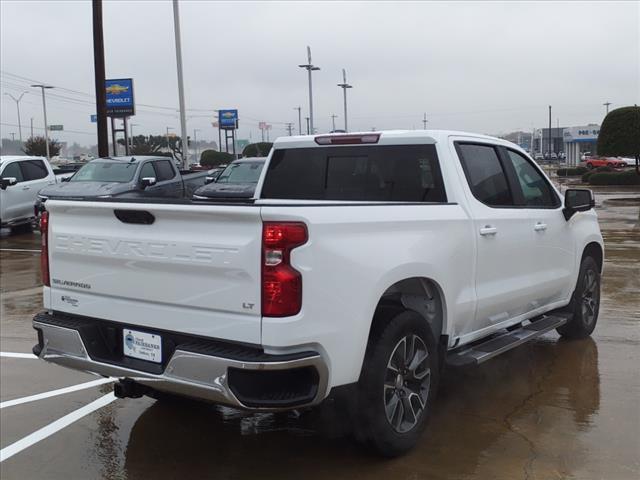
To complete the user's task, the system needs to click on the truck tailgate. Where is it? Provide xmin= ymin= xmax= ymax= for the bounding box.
xmin=45 ymin=200 xmax=262 ymax=344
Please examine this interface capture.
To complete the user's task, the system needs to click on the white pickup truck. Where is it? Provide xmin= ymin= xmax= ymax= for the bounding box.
xmin=33 ymin=130 xmax=603 ymax=456
xmin=0 ymin=156 xmax=72 ymax=231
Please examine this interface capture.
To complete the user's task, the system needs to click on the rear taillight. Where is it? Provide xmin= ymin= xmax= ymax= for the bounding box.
xmin=262 ymin=222 xmax=308 ymax=317
xmin=40 ymin=211 xmax=50 ymax=287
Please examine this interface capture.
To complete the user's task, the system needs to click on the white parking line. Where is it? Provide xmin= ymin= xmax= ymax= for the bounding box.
xmin=0 ymin=392 xmax=117 ymax=463
xmin=0 ymin=378 xmax=115 ymax=410
xmin=0 ymin=248 xmax=40 ymax=253
xmin=0 ymin=352 xmax=38 ymax=359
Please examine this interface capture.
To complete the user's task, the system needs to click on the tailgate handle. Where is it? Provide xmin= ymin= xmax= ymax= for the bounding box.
xmin=113 ymin=210 xmax=155 ymax=225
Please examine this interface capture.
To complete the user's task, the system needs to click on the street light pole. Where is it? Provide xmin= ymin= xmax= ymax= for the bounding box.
xmin=603 ymin=102 xmax=612 ymax=115
xmin=166 ymin=126 xmax=174 ymax=158
xmin=172 ymin=0 xmax=189 ymax=169
xmin=337 ymin=69 xmax=352 ymax=132
xmin=305 ymin=117 xmax=310 ymax=135
xmin=193 ymin=128 xmax=200 ymax=162
xmin=331 ymin=114 xmax=337 ymax=132
xmin=31 ymin=84 xmax=54 ymax=160
xmin=294 ymin=106 xmax=302 ymax=135
xmin=298 ymin=46 xmax=320 ymax=134
xmin=4 ymin=91 xmax=28 ymax=144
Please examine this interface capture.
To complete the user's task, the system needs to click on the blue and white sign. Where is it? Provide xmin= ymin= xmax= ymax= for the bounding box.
xmin=105 ymin=78 xmax=135 ymax=117
xmin=90 ymin=114 xmax=97 ymax=123
xmin=219 ymin=109 xmax=238 ymax=129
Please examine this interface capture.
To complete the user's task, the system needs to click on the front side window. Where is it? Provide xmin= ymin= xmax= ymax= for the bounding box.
xmin=71 ymin=162 xmax=137 ymax=183
xmin=20 ymin=160 xmax=48 ymax=181
xmin=506 ymin=150 xmax=559 ymax=208
xmin=456 ymin=143 xmax=513 ymax=207
xmin=217 ymin=162 xmax=265 ymax=184
xmin=261 ymin=145 xmax=446 ymax=202
xmin=1 ymin=162 xmax=25 ymax=182
xmin=139 ymin=163 xmax=155 ymax=179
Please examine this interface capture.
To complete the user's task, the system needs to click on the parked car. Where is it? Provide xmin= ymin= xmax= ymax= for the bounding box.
xmin=193 ymin=157 xmax=266 ymax=200
xmin=33 ymin=131 xmax=603 ymax=457
xmin=0 ymin=156 xmax=72 ymax=231
xmin=583 ymin=157 xmax=628 ymax=169
xmin=534 ymin=152 xmax=544 ymax=161
xmin=36 ymin=156 xmax=212 ymax=211
xmin=203 ymin=165 xmax=227 ymax=184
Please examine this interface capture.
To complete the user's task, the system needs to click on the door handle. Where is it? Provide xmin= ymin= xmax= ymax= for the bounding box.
xmin=479 ymin=225 xmax=497 ymax=236
xmin=534 ymin=222 xmax=547 ymax=232
xmin=22 ymin=186 xmax=30 ymax=191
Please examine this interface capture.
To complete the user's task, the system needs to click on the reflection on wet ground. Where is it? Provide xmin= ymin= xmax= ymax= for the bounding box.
xmin=0 ymin=188 xmax=638 ymax=479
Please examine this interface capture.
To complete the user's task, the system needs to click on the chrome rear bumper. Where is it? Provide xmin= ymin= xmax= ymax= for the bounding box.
xmin=33 ymin=316 xmax=328 ymax=410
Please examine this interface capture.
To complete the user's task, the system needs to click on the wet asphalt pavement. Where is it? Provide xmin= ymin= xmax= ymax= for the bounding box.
xmin=1 ymin=187 xmax=638 ymax=479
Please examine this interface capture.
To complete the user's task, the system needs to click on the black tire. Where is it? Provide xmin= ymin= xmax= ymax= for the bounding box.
xmin=586 ymin=163 xmax=594 ymax=169
xmin=354 ymin=310 xmax=439 ymax=457
xmin=557 ymin=256 xmax=600 ymax=339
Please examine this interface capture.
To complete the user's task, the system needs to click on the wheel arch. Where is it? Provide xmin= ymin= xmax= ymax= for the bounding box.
xmin=368 ymin=277 xmax=448 ymax=347
xmin=583 ymin=241 xmax=603 ymax=273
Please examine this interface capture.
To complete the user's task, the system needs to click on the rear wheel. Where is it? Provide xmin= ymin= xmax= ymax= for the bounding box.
xmin=354 ymin=311 xmax=438 ymax=457
xmin=586 ymin=162 xmax=594 ymax=169
xmin=557 ymin=256 xmax=600 ymax=339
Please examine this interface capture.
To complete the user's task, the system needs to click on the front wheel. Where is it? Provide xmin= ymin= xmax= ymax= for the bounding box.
xmin=354 ymin=311 xmax=439 ymax=457
xmin=557 ymin=256 xmax=600 ymax=339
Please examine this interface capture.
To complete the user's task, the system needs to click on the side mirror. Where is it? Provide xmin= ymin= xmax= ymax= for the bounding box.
xmin=0 ymin=177 xmax=18 ymax=190
xmin=563 ymin=188 xmax=595 ymax=220
xmin=205 ymin=176 xmax=215 ymax=185
xmin=140 ymin=177 xmax=157 ymax=189
xmin=61 ymin=176 xmax=71 ymax=182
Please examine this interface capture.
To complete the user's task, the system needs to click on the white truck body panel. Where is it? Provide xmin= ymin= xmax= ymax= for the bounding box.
xmin=40 ymin=130 xmax=603 ymax=395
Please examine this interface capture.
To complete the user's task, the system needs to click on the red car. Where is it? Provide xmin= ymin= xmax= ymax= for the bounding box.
xmin=584 ymin=157 xmax=628 ymax=169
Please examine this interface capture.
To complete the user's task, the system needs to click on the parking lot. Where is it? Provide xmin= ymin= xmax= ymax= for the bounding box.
xmin=1 ymin=187 xmax=638 ymax=480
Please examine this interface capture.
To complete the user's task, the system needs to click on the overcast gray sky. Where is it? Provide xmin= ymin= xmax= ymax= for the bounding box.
xmin=1 ymin=0 xmax=639 ymax=146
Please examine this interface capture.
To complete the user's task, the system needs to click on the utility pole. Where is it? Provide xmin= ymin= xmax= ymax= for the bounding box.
xmin=603 ymin=102 xmax=612 ymax=115
xmin=31 ymin=84 xmax=53 ymax=160
xmin=337 ymin=68 xmax=352 ymax=133
xmin=193 ymin=128 xmax=200 ymax=162
xmin=294 ymin=106 xmax=302 ymax=135
xmin=10 ymin=133 xmax=15 ymax=141
xmin=172 ymin=0 xmax=189 ymax=169
xmin=548 ymin=105 xmax=552 ymax=159
xmin=92 ymin=0 xmax=109 ymax=158
xmin=129 ymin=123 xmax=139 ymax=150
xmin=285 ymin=123 xmax=294 ymax=136
xmin=305 ymin=117 xmax=310 ymax=134
xmin=422 ymin=112 xmax=428 ymax=130
xmin=298 ymin=46 xmax=320 ymax=135
xmin=331 ymin=114 xmax=337 ymax=132
xmin=166 ymin=127 xmax=174 ymax=158
xmin=4 ymin=91 xmax=27 ymax=144
xmin=30 ymin=118 xmax=34 ymax=138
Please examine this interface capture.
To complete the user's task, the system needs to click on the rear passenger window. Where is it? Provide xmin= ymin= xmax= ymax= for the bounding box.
xmin=506 ymin=150 xmax=559 ymax=208
xmin=456 ymin=143 xmax=513 ymax=207
xmin=261 ymin=145 xmax=446 ymax=202
xmin=20 ymin=160 xmax=48 ymax=181
xmin=1 ymin=162 xmax=25 ymax=182
xmin=153 ymin=160 xmax=176 ymax=182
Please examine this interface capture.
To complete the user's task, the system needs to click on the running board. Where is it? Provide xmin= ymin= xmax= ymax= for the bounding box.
xmin=446 ymin=314 xmax=570 ymax=367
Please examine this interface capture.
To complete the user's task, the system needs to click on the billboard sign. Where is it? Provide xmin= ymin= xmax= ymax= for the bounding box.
xmin=219 ymin=109 xmax=238 ymax=129
xmin=48 ymin=125 xmax=64 ymax=131
xmin=106 ymin=78 xmax=135 ymax=117
xmin=90 ymin=115 xmax=97 ymax=123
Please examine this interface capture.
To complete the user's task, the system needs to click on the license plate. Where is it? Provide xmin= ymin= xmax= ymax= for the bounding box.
xmin=123 ymin=329 xmax=162 ymax=364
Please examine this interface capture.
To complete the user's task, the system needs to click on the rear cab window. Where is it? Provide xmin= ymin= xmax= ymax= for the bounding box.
xmin=72 ymin=162 xmax=137 ymax=183
xmin=261 ymin=145 xmax=447 ymax=202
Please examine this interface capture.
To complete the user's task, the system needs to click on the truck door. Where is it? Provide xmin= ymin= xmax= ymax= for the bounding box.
xmin=453 ymin=141 xmax=536 ymax=335
xmin=501 ymin=148 xmax=575 ymax=307
xmin=1 ymin=161 xmax=30 ymax=221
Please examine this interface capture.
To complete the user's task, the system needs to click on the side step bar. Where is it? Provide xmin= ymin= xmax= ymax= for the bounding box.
xmin=446 ymin=314 xmax=570 ymax=367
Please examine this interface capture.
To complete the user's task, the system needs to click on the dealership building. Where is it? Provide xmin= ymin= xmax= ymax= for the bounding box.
xmin=562 ymin=124 xmax=600 ymax=166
